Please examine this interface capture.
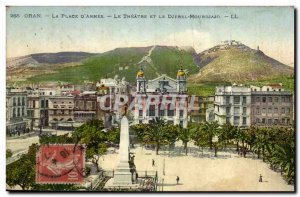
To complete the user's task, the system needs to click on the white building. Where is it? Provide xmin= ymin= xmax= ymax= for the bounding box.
xmin=214 ymin=84 xmax=251 ymax=127
xmin=133 ymin=67 xmax=188 ymax=128
xmin=96 ymin=76 xmax=129 ymax=95
xmin=6 ymin=88 xmax=29 ymax=135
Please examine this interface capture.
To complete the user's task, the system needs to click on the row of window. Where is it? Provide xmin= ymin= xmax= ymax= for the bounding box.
xmin=255 ymin=118 xmax=291 ymax=125
xmin=75 ymin=101 xmax=96 ymax=109
xmin=53 ymin=105 xmax=73 ymax=109
xmin=255 ymin=107 xmax=291 ymax=115
xmin=254 ymin=96 xmax=292 ymax=103
xmin=142 ymin=120 xmax=184 ymax=126
xmin=52 ymin=110 xmax=73 ymax=115
xmin=226 ymin=107 xmax=247 ymax=115
xmin=12 ymin=97 xmax=26 ymax=106
xmin=51 ymin=118 xmax=73 ymax=121
xmin=139 ymin=109 xmax=184 ymax=117
xmin=12 ymin=107 xmax=25 ymax=117
xmin=53 ymin=101 xmax=73 ymax=104
xmin=226 ymin=96 xmax=247 ymax=105
xmin=74 ymin=113 xmax=96 ymax=118
xmin=226 ymin=116 xmax=247 ymax=125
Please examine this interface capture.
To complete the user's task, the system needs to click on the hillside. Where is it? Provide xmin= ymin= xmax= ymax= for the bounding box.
xmin=189 ymin=42 xmax=293 ymax=83
xmin=7 ymin=41 xmax=294 ymax=89
xmin=6 ymin=52 xmax=98 ymax=85
xmin=26 ymin=46 xmax=199 ymax=84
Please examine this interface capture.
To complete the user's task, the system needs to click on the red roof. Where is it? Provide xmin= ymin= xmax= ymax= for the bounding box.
xmin=268 ymin=83 xmax=282 ymax=88
xmin=69 ymin=90 xmax=81 ymax=95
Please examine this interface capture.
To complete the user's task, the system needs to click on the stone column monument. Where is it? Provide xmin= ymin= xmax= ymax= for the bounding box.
xmin=113 ymin=116 xmax=133 ymax=185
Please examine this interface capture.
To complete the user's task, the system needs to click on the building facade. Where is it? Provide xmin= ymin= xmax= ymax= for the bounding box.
xmin=250 ymin=84 xmax=293 ymax=127
xmin=189 ymin=96 xmax=214 ymax=123
xmin=133 ymin=67 xmax=188 ymax=128
xmin=48 ymin=96 xmax=75 ymax=130
xmin=74 ymin=93 xmax=97 ymax=123
xmin=214 ymin=85 xmax=251 ymax=127
xmin=6 ymin=88 xmax=29 ymax=135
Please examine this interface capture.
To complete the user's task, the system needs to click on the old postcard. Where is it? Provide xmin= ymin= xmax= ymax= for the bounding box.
xmin=6 ymin=6 xmax=295 ymax=192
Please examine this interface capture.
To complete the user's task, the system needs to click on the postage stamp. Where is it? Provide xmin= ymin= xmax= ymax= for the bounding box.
xmin=36 ymin=144 xmax=85 ymax=184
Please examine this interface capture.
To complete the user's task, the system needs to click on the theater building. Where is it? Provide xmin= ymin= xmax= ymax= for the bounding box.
xmin=133 ymin=67 xmax=188 ymax=128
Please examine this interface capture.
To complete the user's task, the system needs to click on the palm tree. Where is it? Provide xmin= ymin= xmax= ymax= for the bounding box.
xmin=270 ymin=144 xmax=295 ymax=184
xmin=233 ymin=126 xmax=241 ymax=153
xmin=252 ymin=128 xmax=270 ymax=161
xmin=204 ymin=121 xmax=219 ymax=150
xmin=163 ymin=124 xmax=179 ymax=155
xmin=219 ymin=123 xmax=235 ymax=149
xmin=178 ymin=125 xmax=192 ymax=156
xmin=146 ymin=118 xmax=167 ymax=155
xmin=191 ymin=123 xmax=209 ymax=156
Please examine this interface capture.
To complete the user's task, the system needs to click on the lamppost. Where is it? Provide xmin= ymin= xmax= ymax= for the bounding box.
xmin=56 ymin=119 xmax=58 ymax=136
xmin=88 ymin=176 xmax=93 ymax=190
xmin=163 ymin=158 xmax=165 ymax=176
xmin=212 ymin=135 xmax=219 ymax=157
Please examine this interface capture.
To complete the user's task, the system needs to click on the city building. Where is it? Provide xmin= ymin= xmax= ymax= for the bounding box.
xmin=27 ymin=87 xmax=56 ymax=129
xmin=96 ymin=76 xmax=131 ymax=125
xmin=189 ymin=96 xmax=214 ymax=123
xmin=48 ymin=96 xmax=75 ymax=130
xmin=133 ymin=67 xmax=188 ymax=128
xmin=6 ymin=88 xmax=29 ymax=135
xmin=250 ymin=84 xmax=293 ymax=127
xmin=74 ymin=93 xmax=97 ymax=123
xmin=214 ymin=84 xmax=251 ymax=127
xmin=96 ymin=76 xmax=130 ymax=95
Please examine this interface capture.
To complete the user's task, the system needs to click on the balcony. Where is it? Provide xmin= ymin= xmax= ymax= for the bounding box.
xmin=214 ymin=101 xmax=231 ymax=106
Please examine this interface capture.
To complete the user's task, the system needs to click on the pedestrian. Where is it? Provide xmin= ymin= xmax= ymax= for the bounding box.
xmin=259 ymin=174 xmax=263 ymax=182
xmin=152 ymin=159 xmax=155 ymax=167
xmin=176 ymin=176 xmax=180 ymax=184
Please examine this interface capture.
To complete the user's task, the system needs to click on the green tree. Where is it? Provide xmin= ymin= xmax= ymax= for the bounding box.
xmin=191 ymin=123 xmax=209 ymax=156
xmin=72 ymin=119 xmax=107 ymax=172
xmin=6 ymin=149 xmax=13 ymax=159
xmin=270 ymin=143 xmax=295 ymax=184
xmin=204 ymin=121 xmax=219 ymax=150
xmin=147 ymin=118 xmax=167 ymax=155
xmin=219 ymin=123 xmax=235 ymax=149
xmin=131 ymin=123 xmax=152 ymax=146
xmin=6 ymin=143 xmax=38 ymax=190
xmin=178 ymin=125 xmax=192 ymax=156
xmin=106 ymin=127 xmax=120 ymax=145
xmin=163 ymin=124 xmax=179 ymax=155
xmin=7 ymin=154 xmax=35 ymax=190
xmin=252 ymin=128 xmax=271 ymax=161
xmin=39 ymin=133 xmax=74 ymax=145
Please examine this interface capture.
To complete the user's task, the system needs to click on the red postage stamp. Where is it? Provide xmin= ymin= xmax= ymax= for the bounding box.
xmin=36 ymin=144 xmax=85 ymax=184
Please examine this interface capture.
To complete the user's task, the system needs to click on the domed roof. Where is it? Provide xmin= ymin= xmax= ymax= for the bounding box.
xmin=137 ymin=68 xmax=144 ymax=77
xmin=177 ymin=68 xmax=186 ymax=77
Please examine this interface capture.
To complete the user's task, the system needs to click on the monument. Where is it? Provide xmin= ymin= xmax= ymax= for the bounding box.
xmin=113 ymin=116 xmax=137 ymax=185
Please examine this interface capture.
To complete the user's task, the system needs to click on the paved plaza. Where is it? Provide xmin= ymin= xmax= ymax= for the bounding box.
xmin=6 ymin=134 xmax=294 ymax=191
xmin=99 ymin=141 xmax=294 ymax=191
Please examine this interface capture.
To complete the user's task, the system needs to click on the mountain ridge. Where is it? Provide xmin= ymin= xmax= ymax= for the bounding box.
xmin=6 ymin=41 xmax=294 ymax=86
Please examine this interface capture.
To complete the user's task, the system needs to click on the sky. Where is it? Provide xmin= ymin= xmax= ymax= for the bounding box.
xmin=6 ymin=6 xmax=294 ymax=65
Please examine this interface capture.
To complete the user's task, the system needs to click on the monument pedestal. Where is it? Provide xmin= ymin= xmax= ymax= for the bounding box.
xmin=113 ymin=161 xmax=132 ymax=185
xmin=110 ymin=116 xmax=137 ymax=187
